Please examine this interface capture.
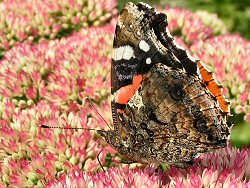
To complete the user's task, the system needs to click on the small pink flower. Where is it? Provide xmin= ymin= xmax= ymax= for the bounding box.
xmin=17 ymin=31 xmax=26 ymax=41
xmin=245 ymin=113 xmax=250 ymax=122
xmin=202 ymin=168 xmax=218 ymax=186
xmin=239 ymin=92 xmax=248 ymax=103
xmin=9 ymin=174 xmax=27 ymax=187
xmin=26 ymin=87 xmax=37 ymax=99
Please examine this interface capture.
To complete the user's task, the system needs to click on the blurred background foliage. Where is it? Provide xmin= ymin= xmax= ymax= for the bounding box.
xmin=119 ymin=0 xmax=250 ymax=147
xmin=119 ymin=0 xmax=250 ymax=39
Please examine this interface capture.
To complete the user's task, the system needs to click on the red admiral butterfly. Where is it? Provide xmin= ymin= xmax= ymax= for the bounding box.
xmin=97 ymin=2 xmax=232 ymax=168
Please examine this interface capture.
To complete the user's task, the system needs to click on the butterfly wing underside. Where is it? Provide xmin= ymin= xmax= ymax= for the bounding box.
xmin=97 ymin=2 xmax=232 ymax=168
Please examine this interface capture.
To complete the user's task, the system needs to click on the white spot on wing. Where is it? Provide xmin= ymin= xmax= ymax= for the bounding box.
xmin=113 ymin=45 xmax=134 ymax=61
xmin=139 ymin=40 xmax=150 ymax=52
xmin=146 ymin=58 xmax=151 ymax=64
xmin=128 ymin=90 xmax=145 ymax=110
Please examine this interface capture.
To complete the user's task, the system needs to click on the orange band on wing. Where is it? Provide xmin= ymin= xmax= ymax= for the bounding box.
xmin=198 ymin=61 xmax=230 ymax=113
xmin=115 ymin=74 xmax=143 ymax=105
xmin=116 ymin=84 xmax=135 ymax=104
xmin=217 ymin=95 xmax=230 ymax=113
xmin=132 ymin=74 xmax=143 ymax=91
xmin=207 ymin=80 xmax=222 ymax=97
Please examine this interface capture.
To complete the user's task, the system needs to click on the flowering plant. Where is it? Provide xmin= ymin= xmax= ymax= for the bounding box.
xmin=0 ymin=1 xmax=249 ymax=187
xmin=48 ymin=146 xmax=250 ymax=188
xmin=0 ymin=0 xmax=117 ymax=55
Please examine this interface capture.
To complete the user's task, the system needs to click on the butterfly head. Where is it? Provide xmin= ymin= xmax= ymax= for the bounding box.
xmin=97 ymin=130 xmax=121 ymax=148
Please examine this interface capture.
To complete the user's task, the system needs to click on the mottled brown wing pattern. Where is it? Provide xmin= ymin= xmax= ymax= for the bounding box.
xmin=97 ymin=2 xmax=232 ymax=168
xmin=120 ymin=64 xmax=230 ymax=167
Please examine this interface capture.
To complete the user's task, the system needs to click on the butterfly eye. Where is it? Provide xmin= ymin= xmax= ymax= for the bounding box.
xmin=110 ymin=134 xmax=120 ymax=147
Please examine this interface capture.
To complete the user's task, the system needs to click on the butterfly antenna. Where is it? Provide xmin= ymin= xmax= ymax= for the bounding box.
xmin=85 ymin=97 xmax=112 ymax=130
xmin=38 ymin=124 xmax=97 ymax=131
xmin=97 ymin=147 xmax=105 ymax=172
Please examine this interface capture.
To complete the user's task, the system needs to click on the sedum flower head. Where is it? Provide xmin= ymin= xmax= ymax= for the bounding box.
xmin=191 ymin=35 xmax=250 ymax=122
xmin=0 ymin=21 xmax=115 ymax=113
xmin=47 ymin=146 xmax=250 ymax=187
xmin=162 ymin=7 xmax=227 ymax=45
xmin=0 ymin=98 xmax=115 ymax=187
xmin=0 ymin=0 xmax=117 ymax=54
xmin=195 ymin=10 xmax=227 ymax=35
xmin=0 ymin=21 xmax=116 ymax=186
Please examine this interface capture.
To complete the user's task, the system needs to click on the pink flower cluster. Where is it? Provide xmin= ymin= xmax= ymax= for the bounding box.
xmin=191 ymin=35 xmax=250 ymax=122
xmin=0 ymin=0 xmax=117 ymax=52
xmin=0 ymin=21 xmax=115 ymax=113
xmin=47 ymin=146 xmax=250 ymax=188
xmin=0 ymin=20 xmax=116 ymax=186
xmin=162 ymin=7 xmax=227 ymax=45
xmin=0 ymin=98 xmax=115 ymax=187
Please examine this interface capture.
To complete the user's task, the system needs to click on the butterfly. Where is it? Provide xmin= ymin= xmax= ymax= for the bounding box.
xmin=100 ymin=2 xmax=232 ymax=168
